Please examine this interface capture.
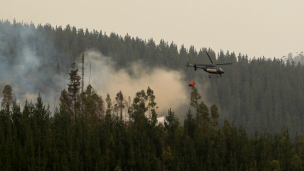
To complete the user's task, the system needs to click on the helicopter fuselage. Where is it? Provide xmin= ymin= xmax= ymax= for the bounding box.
xmin=199 ymin=66 xmax=225 ymax=75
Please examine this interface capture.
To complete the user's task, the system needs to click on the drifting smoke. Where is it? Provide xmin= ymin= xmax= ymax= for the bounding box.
xmin=80 ymin=51 xmax=212 ymax=119
xmin=0 ymin=23 xmax=190 ymax=117
xmin=82 ymin=50 xmax=190 ymax=117
xmin=0 ymin=25 xmax=65 ymax=109
xmin=0 ymin=23 xmax=211 ymax=120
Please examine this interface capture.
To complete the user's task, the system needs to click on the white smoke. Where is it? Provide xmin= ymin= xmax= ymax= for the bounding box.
xmin=82 ymin=50 xmax=189 ymax=117
xmin=0 ymin=25 xmax=64 ymax=109
xmin=0 ymin=23 xmax=210 ymax=121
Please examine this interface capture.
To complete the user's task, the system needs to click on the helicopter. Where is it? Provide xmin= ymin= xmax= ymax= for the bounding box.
xmin=187 ymin=51 xmax=232 ymax=78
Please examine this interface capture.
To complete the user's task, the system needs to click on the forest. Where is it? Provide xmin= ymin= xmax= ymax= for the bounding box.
xmin=1 ymin=83 xmax=303 ymax=170
xmin=1 ymin=19 xmax=304 ymax=170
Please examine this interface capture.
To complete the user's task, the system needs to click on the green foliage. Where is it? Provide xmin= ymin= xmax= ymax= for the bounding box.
xmin=164 ymin=109 xmax=179 ymax=141
xmin=270 ymin=160 xmax=281 ymax=171
xmin=211 ymin=104 xmax=219 ymax=128
xmin=1 ymin=85 xmax=13 ymax=108
xmin=190 ymin=86 xmax=201 ymax=109
xmin=0 ymin=85 xmax=303 ymax=170
xmin=1 ymin=20 xmax=304 ymax=170
xmin=114 ymin=91 xmax=125 ymax=120
xmin=82 ymin=84 xmax=105 ymax=120
xmin=1 ymin=20 xmax=304 ymax=136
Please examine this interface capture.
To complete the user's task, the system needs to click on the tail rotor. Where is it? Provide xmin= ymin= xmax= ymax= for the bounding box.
xmin=186 ymin=61 xmax=197 ymax=71
xmin=186 ymin=61 xmax=190 ymax=67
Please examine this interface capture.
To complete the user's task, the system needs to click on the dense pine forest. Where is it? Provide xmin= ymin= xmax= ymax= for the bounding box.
xmin=1 ymin=84 xmax=303 ymax=170
xmin=1 ymin=19 xmax=304 ymax=170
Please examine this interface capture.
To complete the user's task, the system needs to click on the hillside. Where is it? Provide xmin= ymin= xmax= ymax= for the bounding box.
xmin=1 ymin=20 xmax=304 ymax=137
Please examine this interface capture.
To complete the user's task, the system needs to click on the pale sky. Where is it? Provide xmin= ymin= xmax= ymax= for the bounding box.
xmin=1 ymin=0 xmax=303 ymax=58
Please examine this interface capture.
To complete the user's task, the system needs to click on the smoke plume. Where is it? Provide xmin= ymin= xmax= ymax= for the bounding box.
xmin=81 ymin=50 xmax=190 ymax=117
xmin=0 ymin=23 xmax=210 ymax=121
xmin=0 ymin=25 xmax=65 ymax=109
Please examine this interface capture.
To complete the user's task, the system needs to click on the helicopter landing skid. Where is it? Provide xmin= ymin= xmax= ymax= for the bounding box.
xmin=208 ymin=74 xmax=220 ymax=78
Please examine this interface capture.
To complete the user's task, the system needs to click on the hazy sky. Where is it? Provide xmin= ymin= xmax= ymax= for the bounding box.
xmin=1 ymin=0 xmax=303 ymax=58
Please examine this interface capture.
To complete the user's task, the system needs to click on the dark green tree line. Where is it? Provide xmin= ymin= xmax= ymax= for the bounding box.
xmin=0 ymin=84 xmax=304 ymax=170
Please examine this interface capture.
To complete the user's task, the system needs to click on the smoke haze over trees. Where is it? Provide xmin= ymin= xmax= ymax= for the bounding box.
xmin=0 ymin=83 xmax=303 ymax=170
xmin=1 ymin=19 xmax=304 ymax=138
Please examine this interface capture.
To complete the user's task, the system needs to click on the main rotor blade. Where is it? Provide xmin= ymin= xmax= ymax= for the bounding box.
xmin=217 ymin=63 xmax=233 ymax=65
xmin=205 ymin=51 xmax=214 ymax=65
xmin=195 ymin=63 xmax=213 ymax=66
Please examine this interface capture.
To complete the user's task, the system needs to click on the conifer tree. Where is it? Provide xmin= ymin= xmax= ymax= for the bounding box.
xmin=67 ymin=63 xmax=81 ymax=121
xmin=146 ymin=87 xmax=156 ymax=117
xmin=105 ymin=93 xmax=112 ymax=115
xmin=59 ymin=89 xmax=72 ymax=116
xmin=81 ymin=52 xmax=84 ymax=94
xmin=184 ymin=109 xmax=195 ymax=138
xmin=83 ymin=84 xmax=105 ymax=119
xmin=114 ymin=91 xmax=125 ymax=120
xmin=164 ymin=109 xmax=179 ymax=141
xmin=197 ymin=101 xmax=210 ymax=125
xmin=190 ymin=86 xmax=201 ymax=110
xmin=211 ymin=104 xmax=219 ymax=128
xmin=1 ymin=85 xmax=13 ymax=108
